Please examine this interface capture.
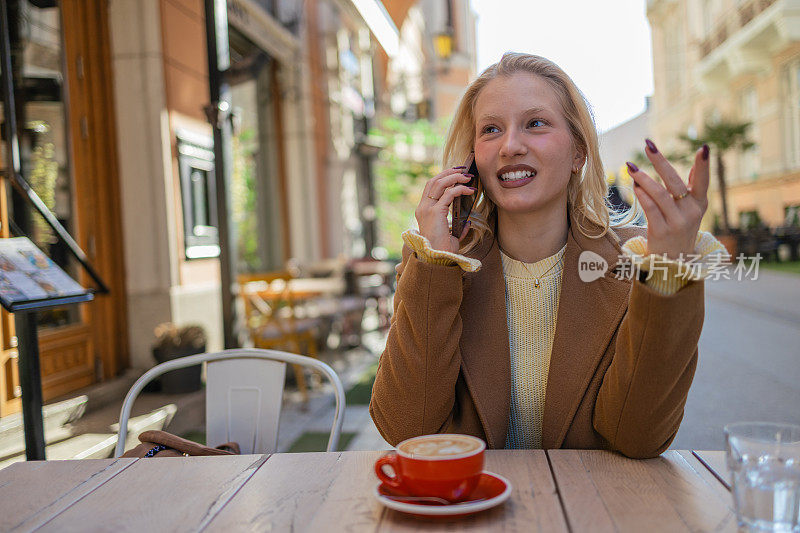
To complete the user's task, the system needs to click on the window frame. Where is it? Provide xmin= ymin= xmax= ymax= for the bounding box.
xmin=176 ymin=131 xmax=220 ymax=260
xmin=738 ymin=85 xmax=759 ymax=181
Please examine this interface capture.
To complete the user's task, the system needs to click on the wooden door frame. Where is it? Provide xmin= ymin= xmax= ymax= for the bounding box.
xmin=61 ymin=0 xmax=128 ymax=381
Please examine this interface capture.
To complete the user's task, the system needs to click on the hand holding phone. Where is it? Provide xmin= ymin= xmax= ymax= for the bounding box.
xmin=450 ymin=152 xmax=479 ymax=237
xmin=415 ymin=154 xmax=477 ymax=253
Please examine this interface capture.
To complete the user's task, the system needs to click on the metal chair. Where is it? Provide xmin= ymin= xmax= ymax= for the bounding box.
xmin=114 ymin=348 xmax=345 ymax=457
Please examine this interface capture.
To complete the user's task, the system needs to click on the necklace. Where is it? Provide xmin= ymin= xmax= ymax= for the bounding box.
xmin=500 ymin=243 xmax=567 ymax=288
xmin=519 ymin=256 xmax=563 ymax=288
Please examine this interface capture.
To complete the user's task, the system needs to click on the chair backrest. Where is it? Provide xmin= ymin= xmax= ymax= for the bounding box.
xmin=114 ymin=348 xmax=345 ymax=457
xmin=238 ymin=271 xmax=299 ymax=336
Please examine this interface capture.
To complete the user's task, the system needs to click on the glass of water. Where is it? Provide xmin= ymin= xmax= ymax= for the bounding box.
xmin=725 ymin=422 xmax=800 ymax=532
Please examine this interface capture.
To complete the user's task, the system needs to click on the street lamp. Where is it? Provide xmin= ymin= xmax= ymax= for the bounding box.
xmin=433 ymin=31 xmax=453 ymax=60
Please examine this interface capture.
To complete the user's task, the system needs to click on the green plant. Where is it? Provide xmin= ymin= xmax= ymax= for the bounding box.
xmin=231 ymin=128 xmax=260 ymax=271
xmin=369 ymin=117 xmax=447 ymax=258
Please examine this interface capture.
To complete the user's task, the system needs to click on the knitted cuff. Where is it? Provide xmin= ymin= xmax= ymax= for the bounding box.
xmin=401 ymin=229 xmax=482 ymax=273
xmin=621 ymin=230 xmax=730 ymax=295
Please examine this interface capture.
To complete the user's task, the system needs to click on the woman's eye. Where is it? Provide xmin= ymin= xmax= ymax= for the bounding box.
xmin=528 ymin=119 xmax=546 ymax=128
xmin=482 ymin=125 xmax=499 ymax=134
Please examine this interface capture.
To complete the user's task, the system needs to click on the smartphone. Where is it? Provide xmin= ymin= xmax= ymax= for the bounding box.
xmin=450 ymin=152 xmax=479 ymax=237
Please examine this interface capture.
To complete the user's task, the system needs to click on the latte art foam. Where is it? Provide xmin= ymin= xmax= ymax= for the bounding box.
xmin=399 ymin=436 xmax=482 ymax=457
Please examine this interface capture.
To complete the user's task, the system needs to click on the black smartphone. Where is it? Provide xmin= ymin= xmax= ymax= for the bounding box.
xmin=450 ymin=152 xmax=479 ymax=237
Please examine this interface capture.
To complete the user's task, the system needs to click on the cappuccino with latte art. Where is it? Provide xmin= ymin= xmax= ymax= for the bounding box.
xmin=398 ymin=435 xmax=483 ymax=458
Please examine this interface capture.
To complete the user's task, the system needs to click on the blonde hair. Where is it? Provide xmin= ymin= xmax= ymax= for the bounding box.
xmin=444 ymin=52 xmax=642 ymax=254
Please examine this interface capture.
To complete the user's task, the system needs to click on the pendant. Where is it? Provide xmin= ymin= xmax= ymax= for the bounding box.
xmin=534 ymin=279 xmax=540 ymax=288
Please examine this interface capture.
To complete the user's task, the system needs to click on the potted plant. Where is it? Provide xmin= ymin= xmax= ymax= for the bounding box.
xmin=152 ymin=323 xmax=207 ymax=393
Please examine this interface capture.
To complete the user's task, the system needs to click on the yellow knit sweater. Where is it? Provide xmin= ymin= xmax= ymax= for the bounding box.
xmin=500 ymin=244 xmax=566 ymax=448
xmin=401 ymin=227 xmax=726 ymax=449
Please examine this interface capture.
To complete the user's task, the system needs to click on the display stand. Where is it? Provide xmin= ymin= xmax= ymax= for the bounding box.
xmin=0 ymin=238 xmax=93 ymax=460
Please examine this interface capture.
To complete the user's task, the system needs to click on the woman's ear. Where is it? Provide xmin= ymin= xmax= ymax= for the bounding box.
xmin=572 ymin=152 xmax=586 ymax=173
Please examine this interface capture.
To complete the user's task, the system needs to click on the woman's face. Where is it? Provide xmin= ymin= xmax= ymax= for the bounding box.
xmin=473 ymin=72 xmax=583 ymax=216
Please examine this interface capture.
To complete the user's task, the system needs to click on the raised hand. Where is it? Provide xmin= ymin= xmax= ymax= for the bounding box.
xmin=415 ymin=166 xmax=477 ymax=253
xmin=626 ymin=139 xmax=710 ymax=260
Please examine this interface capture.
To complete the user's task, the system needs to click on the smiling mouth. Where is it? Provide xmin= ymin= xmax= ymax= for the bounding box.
xmin=498 ymin=169 xmax=536 ymax=182
xmin=497 ymin=165 xmax=537 ymax=183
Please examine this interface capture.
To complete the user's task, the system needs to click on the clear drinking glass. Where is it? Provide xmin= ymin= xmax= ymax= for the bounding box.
xmin=725 ymin=422 xmax=800 ymax=532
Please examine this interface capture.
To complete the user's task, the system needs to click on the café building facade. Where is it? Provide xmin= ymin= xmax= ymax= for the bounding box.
xmin=0 ymin=0 xmax=399 ymax=416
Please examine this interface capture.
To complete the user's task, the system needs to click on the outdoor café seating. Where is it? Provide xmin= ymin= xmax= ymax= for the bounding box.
xmin=114 ymin=349 xmax=345 ymax=457
xmin=346 ymin=257 xmax=396 ymax=331
xmin=0 ymin=258 xmax=777 ymax=531
xmin=737 ymin=227 xmax=780 ymax=261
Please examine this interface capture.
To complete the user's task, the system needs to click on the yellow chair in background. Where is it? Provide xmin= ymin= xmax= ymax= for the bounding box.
xmin=238 ymin=271 xmax=321 ymax=403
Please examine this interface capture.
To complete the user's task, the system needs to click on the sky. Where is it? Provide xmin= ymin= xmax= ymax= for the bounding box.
xmin=471 ymin=0 xmax=654 ymax=134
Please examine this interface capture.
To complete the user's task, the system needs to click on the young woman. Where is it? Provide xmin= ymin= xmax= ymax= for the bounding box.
xmin=369 ymin=53 xmax=726 ymax=459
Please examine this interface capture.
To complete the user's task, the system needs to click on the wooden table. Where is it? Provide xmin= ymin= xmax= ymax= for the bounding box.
xmin=0 ymin=450 xmax=734 ymax=532
xmin=243 ymin=277 xmax=345 ymax=301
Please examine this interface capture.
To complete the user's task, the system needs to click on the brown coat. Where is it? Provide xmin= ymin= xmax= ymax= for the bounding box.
xmin=369 ymin=211 xmax=704 ymax=459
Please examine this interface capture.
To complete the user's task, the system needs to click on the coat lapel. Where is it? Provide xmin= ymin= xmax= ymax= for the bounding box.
xmin=458 ymin=237 xmax=511 ymax=449
xmin=541 ymin=214 xmax=633 ymax=449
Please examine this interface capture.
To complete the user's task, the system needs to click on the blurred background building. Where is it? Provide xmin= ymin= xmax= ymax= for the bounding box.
xmin=646 ymin=0 xmax=800 ymax=232
xmin=385 ymin=0 xmax=477 ymax=122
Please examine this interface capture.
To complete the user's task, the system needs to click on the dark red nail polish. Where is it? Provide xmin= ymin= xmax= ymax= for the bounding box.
xmin=702 ymin=144 xmax=709 ymax=160
xmin=453 ymin=166 xmax=467 ymax=169
xmin=467 ymin=186 xmax=477 ymax=191
xmin=463 ymin=173 xmax=474 ymax=178
xmin=626 ymin=161 xmax=639 ymax=174
xmin=645 ymin=139 xmax=658 ymax=154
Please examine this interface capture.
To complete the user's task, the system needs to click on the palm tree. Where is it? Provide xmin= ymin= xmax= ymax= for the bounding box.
xmin=678 ymin=119 xmax=755 ymax=234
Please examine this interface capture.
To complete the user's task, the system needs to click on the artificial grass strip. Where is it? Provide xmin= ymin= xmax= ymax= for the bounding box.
xmin=179 ymin=430 xmax=357 ymax=453
xmin=345 ymin=362 xmax=378 ymax=405
xmin=345 ymin=379 xmax=375 ymax=405
xmin=762 ymin=260 xmax=800 ymax=275
xmin=287 ymin=431 xmax=357 ymax=453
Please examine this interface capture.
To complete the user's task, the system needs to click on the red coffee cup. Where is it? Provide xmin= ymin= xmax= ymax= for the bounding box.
xmin=374 ymin=434 xmax=486 ymax=502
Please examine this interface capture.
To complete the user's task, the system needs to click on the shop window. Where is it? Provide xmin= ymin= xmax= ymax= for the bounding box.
xmin=782 ymin=59 xmax=800 ymax=169
xmin=3 ymin=0 xmax=81 ymax=330
xmin=177 ymin=131 xmax=219 ymax=259
xmin=785 ymin=205 xmax=800 ymax=227
xmin=739 ymin=210 xmax=762 ymax=230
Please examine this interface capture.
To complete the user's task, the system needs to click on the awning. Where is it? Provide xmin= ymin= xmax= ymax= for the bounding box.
xmin=350 ymin=0 xmax=400 ymax=58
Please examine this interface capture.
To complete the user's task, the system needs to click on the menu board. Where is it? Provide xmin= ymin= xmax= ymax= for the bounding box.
xmin=0 ymin=238 xmax=91 ymax=311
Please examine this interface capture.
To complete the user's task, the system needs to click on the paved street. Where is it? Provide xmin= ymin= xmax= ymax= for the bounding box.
xmin=671 ymin=268 xmax=800 ymax=451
